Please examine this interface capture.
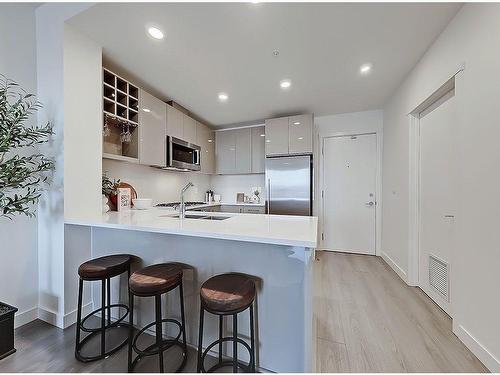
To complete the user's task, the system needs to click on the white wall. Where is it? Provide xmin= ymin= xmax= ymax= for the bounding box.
xmin=382 ymin=3 xmax=500 ymax=370
xmin=102 ymin=159 xmax=211 ymax=204
xmin=63 ymin=24 xmax=103 ymax=323
xmin=36 ymin=3 xmax=93 ymax=328
xmin=314 ymin=110 xmax=383 ymax=252
xmin=0 ymin=4 xmax=40 ymax=327
xmin=210 ymin=174 xmax=265 ymax=203
xmin=64 ymin=24 xmax=102 ymax=221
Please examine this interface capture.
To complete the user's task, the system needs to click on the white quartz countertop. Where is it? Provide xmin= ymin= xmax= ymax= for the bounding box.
xmin=65 ymin=208 xmax=318 ymax=248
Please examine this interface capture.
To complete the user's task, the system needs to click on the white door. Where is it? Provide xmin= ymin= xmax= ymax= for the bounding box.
xmin=419 ymin=89 xmax=456 ymax=314
xmin=322 ymin=134 xmax=377 ymax=254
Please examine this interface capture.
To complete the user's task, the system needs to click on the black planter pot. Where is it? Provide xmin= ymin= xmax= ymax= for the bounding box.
xmin=0 ymin=302 xmax=18 ymax=360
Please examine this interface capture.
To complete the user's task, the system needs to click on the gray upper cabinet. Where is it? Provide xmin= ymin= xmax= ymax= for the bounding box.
xmin=265 ymin=114 xmax=313 ymax=156
xmin=234 ymin=128 xmax=252 ymax=174
xmin=196 ymin=121 xmax=215 ymax=174
xmin=183 ymin=115 xmax=197 ymax=144
xmin=265 ymin=117 xmax=289 ymax=156
xmin=216 ymin=126 xmax=265 ymax=175
xmin=166 ymin=104 xmax=183 ymax=139
xmin=288 ymin=114 xmax=313 ymax=154
xmin=216 ymin=130 xmax=236 ymax=174
xmin=139 ymin=90 xmax=166 ymax=167
xmin=251 ymin=126 xmax=265 ymax=173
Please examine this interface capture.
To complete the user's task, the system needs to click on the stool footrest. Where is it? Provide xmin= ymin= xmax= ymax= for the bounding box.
xmin=200 ymin=337 xmax=254 ymax=373
xmin=80 ymin=303 xmax=129 ymax=333
xmin=132 ymin=318 xmax=182 ymax=356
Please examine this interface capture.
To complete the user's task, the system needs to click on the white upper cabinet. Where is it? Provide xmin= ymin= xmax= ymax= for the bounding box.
xmin=183 ymin=115 xmax=197 ymax=144
xmin=216 ymin=130 xmax=236 ymax=174
xmin=139 ymin=89 xmax=166 ymax=167
xmin=265 ymin=114 xmax=313 ymax=156
xmin=234 ymin=128 xmax=252 ymax=174
xmin=251 ymin=126 xmax=265 ymax=173
xmin=166 ymin=104 xmax=184 ymax=140
xmin=196 ymin=121 xmax=215 ymax=174
xmin=288 ymin=114 xmax=313 ymax=154
xmin=265 ymin=117 xmax=289 ymax=156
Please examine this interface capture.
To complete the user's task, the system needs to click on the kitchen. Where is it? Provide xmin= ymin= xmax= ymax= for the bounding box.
xmin=64 ymin=5 xmax=318 ymax=373
xmin=2 ymin=2 xmax=499 ymax=374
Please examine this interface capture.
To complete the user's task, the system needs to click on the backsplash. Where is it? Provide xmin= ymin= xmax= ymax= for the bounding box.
xmin=103 ymin=159 xmax=265 ymax=205
xmin=210 ymin=174 xmax=265 ymax=203
xmin=103 ymin=159 xmax=211 ymax=205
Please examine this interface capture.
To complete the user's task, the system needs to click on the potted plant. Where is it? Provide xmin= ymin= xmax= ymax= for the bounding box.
xmin=0 ymin=75 xmax=55 ymax=358
xmin=102 ymin=173 xmax=120 ymax=212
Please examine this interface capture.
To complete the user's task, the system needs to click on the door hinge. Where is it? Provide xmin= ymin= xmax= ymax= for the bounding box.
xmin=321 ymin=190 xmax=324 ymax=199
xmin=322 ymin=146 xmax=324 ymax=156
xmin=321 ymin=233 xmax=325 ymax=241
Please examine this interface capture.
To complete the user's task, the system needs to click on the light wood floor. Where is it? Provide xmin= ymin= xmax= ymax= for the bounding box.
xmin=314 ymin=251 xmax=488 ymax=372
xmin=0 ymin=252 xmax=488 ymax=373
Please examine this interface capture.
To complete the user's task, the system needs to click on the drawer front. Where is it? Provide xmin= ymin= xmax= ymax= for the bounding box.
xmin=244 ymin=206 xmax=265 ymax=214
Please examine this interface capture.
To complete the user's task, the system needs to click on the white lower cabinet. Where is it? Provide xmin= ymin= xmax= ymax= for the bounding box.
xmin=220 ymin=205 xmax=244 ymax=213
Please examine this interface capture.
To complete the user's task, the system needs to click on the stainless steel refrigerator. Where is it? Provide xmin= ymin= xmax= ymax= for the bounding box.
xmin=265 ymin=155 xmax=313 ymax=216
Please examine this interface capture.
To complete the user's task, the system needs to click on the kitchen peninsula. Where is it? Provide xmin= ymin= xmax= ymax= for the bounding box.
xmin=65 ymin=208 xmax=318 ymax=372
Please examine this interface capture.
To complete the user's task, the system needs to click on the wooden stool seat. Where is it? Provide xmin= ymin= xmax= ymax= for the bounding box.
xmin=200 ymin=273 xmax=256 ymax=314
xmin=129 ymin=263 xmax=183 ymax=296
xmin=78 ymin=254 xmax=131 ymax=280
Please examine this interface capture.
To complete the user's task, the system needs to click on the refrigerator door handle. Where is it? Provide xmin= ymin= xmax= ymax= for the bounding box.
xmin=267 ymin=178 xmax=271 ymax=214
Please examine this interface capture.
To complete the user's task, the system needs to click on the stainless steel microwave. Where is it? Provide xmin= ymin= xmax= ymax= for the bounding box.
xmin=166 ymin=136 xmax=201 ymax=171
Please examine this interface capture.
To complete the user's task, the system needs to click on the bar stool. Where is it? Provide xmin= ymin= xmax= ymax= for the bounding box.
xmin=197 ymin=273 xmax=256 ymax=373
xmin=128 ymin=263 xmax=188 ymax=373
xmin=75 ymin=254 xmax=132 ymax=362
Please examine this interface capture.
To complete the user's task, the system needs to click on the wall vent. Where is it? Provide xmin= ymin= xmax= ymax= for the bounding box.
xmin=429 ymin=254 xmax=449 ymax=301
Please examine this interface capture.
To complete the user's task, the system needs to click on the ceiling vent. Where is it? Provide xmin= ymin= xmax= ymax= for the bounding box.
xmin=429 ymin=254 xmax=449 ymax=301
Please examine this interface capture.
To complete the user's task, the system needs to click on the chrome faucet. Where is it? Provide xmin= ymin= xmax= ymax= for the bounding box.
xmin=179 ymin=182 xmax=194 ymax=219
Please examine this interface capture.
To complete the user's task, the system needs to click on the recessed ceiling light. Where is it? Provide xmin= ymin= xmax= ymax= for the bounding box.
xmin=260 ymin=134 xmax=265 ymax=137
xmin=280 ymin=79 xmax=291 ymax=89
xmin=218 ymin=92 xmax=228 ymax=102
xmin=147 ymin=26 xmax=164 ymax=40
xmin=360 ymin=63 xmax=372 ymax=74
xmin=208 ymin=139 xmax=213 ymax=143
xmin=298 ymin=137 xmax=304 ymax=140
xmin=293 ymin=121 xmax=300 ymax=125
xmin=142 ymin=108 xmax=151 ymax=113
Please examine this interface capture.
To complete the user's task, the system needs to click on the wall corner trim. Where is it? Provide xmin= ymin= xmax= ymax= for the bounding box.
xmin=380 ymin=251 xmax=408 ymax=284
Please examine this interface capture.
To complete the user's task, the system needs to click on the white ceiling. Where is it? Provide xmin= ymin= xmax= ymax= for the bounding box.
xmin=68 ymin=3 xmax=461 ymax=128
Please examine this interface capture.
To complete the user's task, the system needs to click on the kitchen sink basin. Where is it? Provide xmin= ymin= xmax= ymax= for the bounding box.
xmin=160 ymin=214 xmax=231 ymax=220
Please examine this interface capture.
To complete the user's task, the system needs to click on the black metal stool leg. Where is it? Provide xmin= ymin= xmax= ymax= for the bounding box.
xmin=249 ymin=303 xmax=255 ymax=372
xmin=128 ymin=292 xmax=134 ymax=372
xmin=233 ymin=313 xmax=238 ymax=373
xmin=219 ymin=315 xmax=223 ymax=364
xmin=107 ymin=277 xmax=111 ymax=326
xmin=75 ymin=278 xmax=83 ymax=358
xmin=101 ymin=279 xmax=106 ymax=357
xmin=197 ymin=304 xmax=204 ymax=372
xmin=155 ymin=295 xmax=164 ymax=372
xmin=179 ymin=282 xmax=187 ymax=352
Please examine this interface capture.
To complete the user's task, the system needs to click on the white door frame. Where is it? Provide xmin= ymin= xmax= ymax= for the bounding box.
xmin=407 ymin=66 xmax=465 ymax=287
xmin=319 ymin=131 xmax=383 ymax=255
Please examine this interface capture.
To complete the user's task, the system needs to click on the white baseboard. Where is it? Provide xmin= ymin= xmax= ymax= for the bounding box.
xmin=14 ymin=306 xmax=38 ymax=328
xmin=454 ymin=323 xmax=500 ymax=372
xmin=380 ymin=251 xmax=408 ymax=283
xmin=38 ymin=307 xmax=63 ymax=328
xmin=63 ymin=302 xmax=93 ymax=329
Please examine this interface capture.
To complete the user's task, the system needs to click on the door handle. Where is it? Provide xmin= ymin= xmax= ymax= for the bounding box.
xmin=267 ymin=179 xmax=271 ymax=214
xmin=365 ymin=201 xmax=375 ymax=206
